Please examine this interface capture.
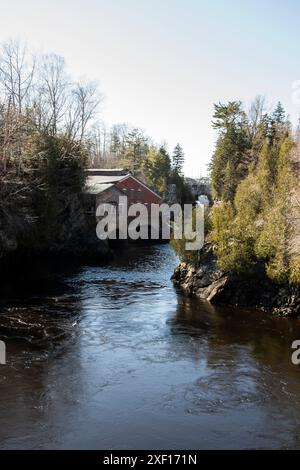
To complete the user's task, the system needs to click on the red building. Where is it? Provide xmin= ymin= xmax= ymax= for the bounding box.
xmin=85 ymin=169 xmax=165 ymax=241
xmin=115 ymin=174 xmax=162 ymax=206
xmin=86 ymin=169 xmax=162 ymax=208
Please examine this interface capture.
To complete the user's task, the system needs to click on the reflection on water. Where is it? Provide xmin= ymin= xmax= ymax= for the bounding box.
xmin=1 ymin=244 xmax=300 ymax=449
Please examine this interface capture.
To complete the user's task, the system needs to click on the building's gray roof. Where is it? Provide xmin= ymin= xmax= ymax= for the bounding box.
xmin=86 ymin=174 xmax=126 ymax=185
xmin=85 ymin=181 xmax=115 ymax=195
xmin=85 ymin=169 xmax=130 ymax=194
xmin=86 ymin=168 xmax=129 ymax=177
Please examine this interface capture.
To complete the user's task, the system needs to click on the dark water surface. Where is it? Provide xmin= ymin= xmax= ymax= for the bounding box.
xmin=1 ymin=244 xmax=300 ymax=449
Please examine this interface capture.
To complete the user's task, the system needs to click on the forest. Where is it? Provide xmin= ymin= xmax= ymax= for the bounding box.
xmin=208 ymin=97 xmax=300 ymax=285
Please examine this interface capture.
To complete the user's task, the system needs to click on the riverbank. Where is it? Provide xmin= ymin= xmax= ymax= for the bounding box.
xmin=0 ymin=230 xmax=114 ymax=288
xmin=172 ymin=244 xmax=300 ymax=318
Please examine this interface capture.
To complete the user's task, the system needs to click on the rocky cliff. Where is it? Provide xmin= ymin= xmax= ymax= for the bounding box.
xmin=0 ymin=198 xmax=112 ymax=272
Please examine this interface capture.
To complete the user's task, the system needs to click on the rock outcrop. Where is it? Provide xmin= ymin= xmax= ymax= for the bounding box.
xmin=0 ymin=205 xmax=112 ymax=272
xmin=172 ymin=244 xmax=300 ymax=317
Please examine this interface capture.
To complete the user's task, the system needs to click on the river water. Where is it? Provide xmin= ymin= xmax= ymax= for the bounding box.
xmin=1 ymin=244 xmax=300 ymax=449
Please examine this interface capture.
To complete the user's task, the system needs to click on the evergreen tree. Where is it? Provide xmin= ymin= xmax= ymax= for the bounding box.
xmin=172 ymin=143 xmax=185 ymax=175
xmin=143 ymin=145 xmax=171 ymax=195
xmin=110 ymin=125 xmax=122 ymax=157
xmin=210 ymin=101 xmax=250 ymax=201
xmin=123 ymin=128 xmax=148 ymax=175
xmin=209 ymin=99 xmax=296 ymax=282
xmin=255 ymin=136 xmax=293 ymax=283
xmin=273 ymin=102 xmax=286 ymax=124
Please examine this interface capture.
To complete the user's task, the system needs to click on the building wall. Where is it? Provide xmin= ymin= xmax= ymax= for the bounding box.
xmin=116 ymin=176 xmax=162 ymax=206
xmin=95 ymin=186 xmax=124 ymax=207
xmin=95 ymin=186 xmax=125 ymax=222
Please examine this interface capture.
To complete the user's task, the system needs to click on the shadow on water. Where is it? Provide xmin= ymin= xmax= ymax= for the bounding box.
xmin=1 ymin=244 xmax=300 ymax=449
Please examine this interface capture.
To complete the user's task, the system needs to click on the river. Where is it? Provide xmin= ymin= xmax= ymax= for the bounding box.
xmin=1 ymin=244 xmax=300 ymax=449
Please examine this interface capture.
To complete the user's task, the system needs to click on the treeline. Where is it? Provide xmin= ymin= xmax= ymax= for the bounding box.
xmin=209 ymin=97 xmax=300 ymax=285
xmin=91 ymin=125 xmax=191 ymax=203
xmin=0 ymin=40 xmax=190 ymax=261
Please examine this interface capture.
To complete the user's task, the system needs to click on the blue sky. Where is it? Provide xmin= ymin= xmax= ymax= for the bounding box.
xmin=1 ymin=0 xmax=300 ymax=176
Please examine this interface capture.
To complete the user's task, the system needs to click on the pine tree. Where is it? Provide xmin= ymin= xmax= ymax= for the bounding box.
xmin=210 ymin=101 xmax=250 ymax=201
xmin=110 ymin=125 xmax=122 ymax=157
xmin=273 ymin=102 xmax=286 ymax=124
xmin=143 ymin=145 xmax=171 ymax=195
xmin=255 ymin=136 xmax=293 ymax=283
xmin=172 ymin=144 xmax=185 ymax=175
xmin=123 ymin=128 xmax=148 ymax=174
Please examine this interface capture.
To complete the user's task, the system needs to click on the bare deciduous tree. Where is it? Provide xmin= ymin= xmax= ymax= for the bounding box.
xmin=72 ymin=81 xmax=101 ymax=141
xmin=38 ymin=53 xmax=68 ymax=135
xmin=248 ymin=95 xmax=266 ymax=138
xmin=0 ymin=40 xmax=35 ymax=112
